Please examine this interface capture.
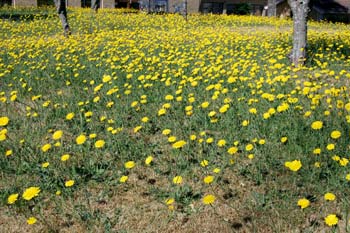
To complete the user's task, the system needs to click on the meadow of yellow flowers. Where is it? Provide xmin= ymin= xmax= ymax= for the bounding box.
xmin=1 ymin=7 xmax=350 ymax=232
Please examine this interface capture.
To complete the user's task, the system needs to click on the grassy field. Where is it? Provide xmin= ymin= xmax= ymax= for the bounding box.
xmin=1 ymin=7 xmax=350 ymax=232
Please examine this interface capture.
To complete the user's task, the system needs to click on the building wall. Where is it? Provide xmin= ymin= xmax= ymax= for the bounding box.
xmin=68 ymin=0 xmax=81 ymax=7
xmin=168 ymin=0 xmax=200 ymax=13
xmin=102 ymin=0 xmax=115 ymax=8
xmin=14 ymin=0 xmax=37 ymax=7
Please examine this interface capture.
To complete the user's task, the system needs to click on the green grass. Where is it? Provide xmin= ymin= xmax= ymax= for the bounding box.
xmin=1 ymin=7 xmax=350 ymax=232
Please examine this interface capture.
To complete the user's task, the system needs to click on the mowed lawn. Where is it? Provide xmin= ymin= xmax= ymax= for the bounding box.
xmin=1 ymin=8 xmax=350 ymax=232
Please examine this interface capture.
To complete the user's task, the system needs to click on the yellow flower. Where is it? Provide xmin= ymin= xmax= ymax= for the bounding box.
xmin=346 ymin=174 xmax=350 ymax=181
xmin=133 ymin=126 xmax=142 ymax=133
xmin=297 ymin=198 xmax=310 ymax=209
xmin=258 ymin=139 xmax=266 ymax=145
xmin=213 ymin=168 xmax=221 ymax=173
xmin=327 ymin=144 xmax=335 ymax=151
xmin=245 ymin=144 xmax=254 ymax=151
xmin=285 ymin=160 xmax=302 ymax=172
xmin=202 ymin=194 xmax=216 ymax=205
xmin=165 ymin=198 xmax=175 ymax=205
xmin=217 ymin=139 xmax=226 ymax=147
xmin=145 ymin=156 xmax=153 ymax=165
xmin=65 ymin=180 xmax=74 ymax=187
xmin=119 ymin=175 xmax=128 ymax=183
xmin=168 ymin=136 xmax=177 ymax=142
xmin=52 ymin=130 xmax=63 ymax=140
xmin=7 ymin=193 xmax=19 ymax=204
xmin=173 ymin=176 xmax=183 ymax=184
xmin=0 ymin=116 xmax=9 ymax=126
xmin=313 ymin=148 xmax=321 ymax=155
xmin=330 ymin=130 xmax=341 ymax=139
xmin=65 ymin=112 xmax=74 ymax=120
xmin=162 ymin=129 xmax=171 ymax=135
xmin=41 ymin=143 xmax=51 ymax=152
xmin=200 ymin=160 xmax=209 ymax=167
xmin=201 ymin=102 xmax=209 ymax=108
xmin=5 ymin=150 xmax=12 ymax=156
xmin=339 ymin=158 xmax=349 ymax=166
xmin=42 ymin=162 xmax=50 ymax=168
xmin=141 ymin=117 xmax=149 ymax=123
xmin=22 ymin=187 xmax=40 ymax=201
xmin=158 ymin=108 xmax=166 ymax=116
xmin=102 ymin=75 xmax=112 ymax=83
xmin=311 ymin=121 xmax=323 ymax=130
xmin=124 ymin=161 xmax=135 ymax=169
xmin=242 ymin=120 xmax=249 ymax=126
xmin=324 ymin=193 xmax=336 ymax=201
xmin=165 ymin=95 xmax=174 ymax=100
xmin=27 ymin=217 xmax=37 ymax=225
xmin=61 ymin=154 xmax=70 ymax=161
xmin=76 ymin=134 xmax=86 ymax=145
xmin=324 ymin=214 xmax=338 ymax=226
xmin=227 ymin=147 xmax=238 ymax=155
xmin=172 ymin=140 xmax=186 ymax=149
xmin=281 ymin=137 xmax=288 ymax=143
xmin=203 ymin=175 xmax=214 ymax=184
xmin=95 ymin=140 xmax=105 ymax=148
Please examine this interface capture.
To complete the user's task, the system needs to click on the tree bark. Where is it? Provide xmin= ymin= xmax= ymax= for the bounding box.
xmin=288 ymin=0 xmax=310 ymax=67
xmin=268 ymin=0 xmax=276 ymax=16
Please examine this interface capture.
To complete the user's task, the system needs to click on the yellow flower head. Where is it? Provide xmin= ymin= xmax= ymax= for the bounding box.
xmin=95 ymin=140 xmax=105 ymax=148
xmin=227 ymin=146 xmax=238 ymax=155
xmin=173 ymin=176 xmax=183 ymax=185
xmin=119 ymin=175 xmax=128 ymax=183
xmin=66 ymin=112 xmax=75 ymax=120
xmin=172 ymin=140 xmax=186 ymax=149
xmin=165 ymin=198 xmax=175 ymax=205
xmin=324 ymin=192 xmax=336 ymax=201
xmin=52 ymin=130 xmax=63 ymax=140
xmin=324 ymin=214 xmax=338 ymax=226
xmin=41 ymin=143 xmax=51 ymax=152
xmin=145 ymin=156 xmax=153 ymax=165
xmin=162 ymin=129 xmax=171 ymax=135
xmin=217 ymin=139 xmax=226 ymax=147
xmin=27 ymin=217 xmax=37 ymax=225
xmin=61 ymin=154 xmax=70 ymax=161
xmin=245 ymin=144 xmax=254 ymax=151
xmin=76 ymin=135 xmax=86 ymax=145
xmin=202 ymin=194 xmax=216 ymax=205
xmin=330 ymin=130 xmax=341 ymax=139
xmin=311 ymin=121 xmax=323 ymax=130
xmin=7 ymin=193 xmax=19 ymax=204
xmin=203 ymin=175 xmax=214 ymax=184
xmin=22 ymin=187 xmax=40 ymax=201
xmin=124 ymin=161 xmax=135 ymax=169
xmin=281 ymin=137 xmax=288 ymax=143
xmin=297 ymin=198 xmax=310 ymax=209
xmin=0 ymin=116 xmax=9 ymax=126
xmin=200 ymin=159 xmax=209 ymax=167
xmin=284 ymin=160 xmax=302 ymax=172
xmin=65 ymin=180 xmax=75 ymax=187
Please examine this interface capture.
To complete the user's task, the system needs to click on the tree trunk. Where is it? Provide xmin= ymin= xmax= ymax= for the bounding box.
xmin=268 ymin=0 xmax=276 ymax=16
xmin=288 ymin=0 xmax=309 ymax=67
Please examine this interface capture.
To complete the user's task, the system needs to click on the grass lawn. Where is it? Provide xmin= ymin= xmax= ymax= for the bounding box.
xmin=1 ymin=7 xmax=350 ymax=232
